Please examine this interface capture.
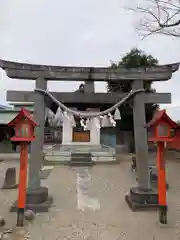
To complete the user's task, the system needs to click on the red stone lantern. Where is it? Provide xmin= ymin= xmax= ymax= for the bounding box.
xmin=8 ymin=108 xmax=38 ymax=227
xmin=146 ymin=109 xmax=178 ymax=224
xmin=147 ymin=109 xmax=177 ymax=143
xmin=8 ymin=108 xmax=37 ymax=142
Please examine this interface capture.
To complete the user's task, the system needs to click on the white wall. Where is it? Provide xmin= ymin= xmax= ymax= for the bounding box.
xmin=87 ymin=108 xmax=100 ymax=145
xmin=62 ymin=112 xmax=73 ymax=144
xmin=62 ymin=108 xmax=101 ymax=145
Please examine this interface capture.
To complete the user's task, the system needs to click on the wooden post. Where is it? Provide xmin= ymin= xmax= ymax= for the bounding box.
xmin=157 ymin=141 xmax=167 ymax=224
xmin=17 ymin=143 xmax=28 ymax=227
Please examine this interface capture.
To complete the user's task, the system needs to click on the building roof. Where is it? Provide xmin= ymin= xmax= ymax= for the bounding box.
xmin=0 ymin=103 xmax=13 ymax=110
xmin=0 ymin=111 xmax=19 ymax=124
xmin=8 ymin=102 xmax=34 ymax=112
xmin=0 ymin=109 xmax=33 ymax=125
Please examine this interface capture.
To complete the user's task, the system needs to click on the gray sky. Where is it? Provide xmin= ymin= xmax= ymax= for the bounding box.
xmin=0 ymin=0 xmax=180 ymax=119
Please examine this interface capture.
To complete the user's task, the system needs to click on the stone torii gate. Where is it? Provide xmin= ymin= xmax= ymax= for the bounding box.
xmin=0 ymin=59 xmax=179 ymax=211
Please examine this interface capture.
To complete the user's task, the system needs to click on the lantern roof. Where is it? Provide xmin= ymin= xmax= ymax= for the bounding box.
xmin=145 ymin=109 xmax=179 ymax=129
xmin=8 ymin=107 xmax=37 ymax=127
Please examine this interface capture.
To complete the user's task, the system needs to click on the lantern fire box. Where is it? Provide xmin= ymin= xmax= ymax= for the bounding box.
xmin=8 ymin=108 xmax=38 ymax=142
xmin=146 ymin=109 xmax=178 ymax=143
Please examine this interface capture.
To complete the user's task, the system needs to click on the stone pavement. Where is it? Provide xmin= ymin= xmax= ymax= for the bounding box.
xmin=1 ymin=154 xmax=180 ymax=239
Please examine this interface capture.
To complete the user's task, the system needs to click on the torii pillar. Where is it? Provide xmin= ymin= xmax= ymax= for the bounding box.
xmin=125 ymin=80 xmax=160 ymax=210
xmin=27 ymin=78 xmax=53 ymax=212
xmin=132 ymin=80 xmax=149 ymax=189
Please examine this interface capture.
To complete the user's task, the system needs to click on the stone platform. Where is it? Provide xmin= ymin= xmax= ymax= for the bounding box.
xmin=43 ymin=144 xmax=117 ymax=165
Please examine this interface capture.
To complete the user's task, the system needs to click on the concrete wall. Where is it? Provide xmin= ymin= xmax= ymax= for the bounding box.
xmin=0 ymin=141 xmax=15 ymax=153
xmin=0 ymin=141 xmax=31 ymax=153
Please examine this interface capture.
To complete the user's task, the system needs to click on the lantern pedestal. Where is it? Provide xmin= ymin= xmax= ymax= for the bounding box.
xmin=10 ymin=187 xmax=53 ymax=213
xmin=125 ymin=187 xmax=159 ymax=211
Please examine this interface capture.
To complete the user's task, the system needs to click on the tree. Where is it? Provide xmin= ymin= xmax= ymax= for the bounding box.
xmin=107 ymin=48 xmax=158 ymax=94
xmin=107 ymin=48 xmax=159 ymax=130
xmin=126 ymin=0 xmax=180 ymax=38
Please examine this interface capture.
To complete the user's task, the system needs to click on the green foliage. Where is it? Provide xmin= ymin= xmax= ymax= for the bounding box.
xmin=107 ymin=48 xmax=159 ymax=130
xmin=107 ymin=48 xmax=158 ymax=93
xmin=110 ymin=48 xmax=158 ymax=69
xmin=120 ymin=48 xmax=158 ymax=68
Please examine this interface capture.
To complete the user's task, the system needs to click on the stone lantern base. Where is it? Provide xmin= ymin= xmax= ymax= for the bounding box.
xmin=10 ymin=187 xmax=53 ymax=213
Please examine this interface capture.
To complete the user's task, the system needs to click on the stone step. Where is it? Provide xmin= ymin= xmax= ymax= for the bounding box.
xmin=45 ymin=151 xmax=71 ymax=156
xmin=44 ymin=149 xmax=117 ymax=164
xmin=44 ymin=155 xmax=71 ymax=162
xmin=45 ymin=150 xmax=114 ymax=156
xmin=44 ymin=156 xmax=116 ymax=163
xmin=69 ymin=161 xmax=94 ymax=167
xmin=60 ymin=144 xmax=102 ymax=148
xmin=71 ymin=152 xmax=92 ymax=162
xmin=92 ymin=156 xmax=115 ymax=162
xmin=45 ymin=152 xmax=115 ymax=159
xmin=92 ymin=152 xmax=115 ymax=157
xmin=59 ymin=145 xmax=111 ymax=152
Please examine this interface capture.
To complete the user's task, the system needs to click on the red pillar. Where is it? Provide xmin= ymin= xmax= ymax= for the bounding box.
xmin=17 ymin=142 xmax=28 ymax=227
xmin=157 ymin=141 xmax=167 ymax=224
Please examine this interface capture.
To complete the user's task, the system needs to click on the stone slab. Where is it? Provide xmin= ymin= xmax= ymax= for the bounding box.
xmin=91 ymin=157 xmax=115 ymax=162
xmin=130 ymin=187 xmax=158 ymax=204
xmin=125 ymin=194 xmax=159 ymax=212
xmin=91 ymin=152 xmax=115 ymax=157
xmin=2 ymin=184 xmax=18 ymax=190
xmin=45 ymin=151 xmax=71 ymax=157
xmin=69 ymin=161 xmax=94 ymax=167
xmin=10 ymin=196 xmax=53 ymax=213
xmin=45 ymin=156 xmax=71 ymax=161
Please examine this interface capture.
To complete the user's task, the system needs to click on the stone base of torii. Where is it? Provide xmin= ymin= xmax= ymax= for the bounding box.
xmin=1 ymin=59 xmax=179 ymax=212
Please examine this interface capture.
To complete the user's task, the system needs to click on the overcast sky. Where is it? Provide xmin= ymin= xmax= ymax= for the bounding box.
xmin=0 ymin=0 xmax=180 ymax=119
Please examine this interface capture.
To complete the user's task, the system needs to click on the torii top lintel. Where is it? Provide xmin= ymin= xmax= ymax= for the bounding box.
xmin=0 ymin=59 xmax=179 ymax=81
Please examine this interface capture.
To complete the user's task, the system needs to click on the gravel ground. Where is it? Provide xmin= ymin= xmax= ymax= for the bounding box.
xmin=0 ymin=153 xmax=180 ymax=240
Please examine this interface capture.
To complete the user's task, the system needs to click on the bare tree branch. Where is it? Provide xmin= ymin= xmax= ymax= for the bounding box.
xmin=125 ymin=0 xmax=180 ymax=37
